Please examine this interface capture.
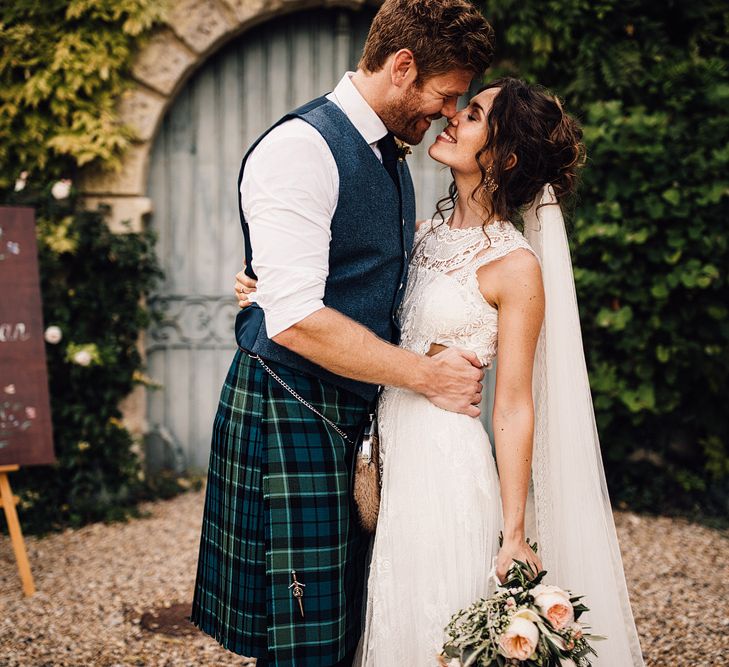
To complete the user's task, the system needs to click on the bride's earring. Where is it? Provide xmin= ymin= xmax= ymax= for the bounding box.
xmin=482 ymin=165 xmax=498 ymax=194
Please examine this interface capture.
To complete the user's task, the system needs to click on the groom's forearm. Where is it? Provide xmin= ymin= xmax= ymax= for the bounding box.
xmin=272 ymin=307 xmax=433 ymax=393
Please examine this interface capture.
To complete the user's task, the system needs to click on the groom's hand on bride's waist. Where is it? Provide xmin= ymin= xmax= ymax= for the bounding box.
xmin=420 ymin=347 xmax=484 ymax=418
xmin=233 ymin=264 xmax=483 ymax=416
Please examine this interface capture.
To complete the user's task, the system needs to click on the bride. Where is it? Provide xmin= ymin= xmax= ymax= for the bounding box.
xmin=357 ymin=78 xmax=644 ymax=666
xmin=236 ymin=77 xmax=645 ymax=666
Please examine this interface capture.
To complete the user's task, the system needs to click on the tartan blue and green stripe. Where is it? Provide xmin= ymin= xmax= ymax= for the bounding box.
xmin=191 ymin=349 xmax=370 ymax=666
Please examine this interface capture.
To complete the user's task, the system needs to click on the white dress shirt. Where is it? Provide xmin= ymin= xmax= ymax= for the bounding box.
xmin=241 ymin=73 xmax=388 ymax=338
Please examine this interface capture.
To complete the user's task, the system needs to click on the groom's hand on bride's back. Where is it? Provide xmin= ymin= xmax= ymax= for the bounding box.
xmin=235 ymin=266 xmax=257 ymax=308
xmin=421 ymin=347 xmax=484 ymax=418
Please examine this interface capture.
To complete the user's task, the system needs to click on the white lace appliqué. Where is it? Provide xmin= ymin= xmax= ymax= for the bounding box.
xmin=398 ymin=219 xmax=537 ymax=367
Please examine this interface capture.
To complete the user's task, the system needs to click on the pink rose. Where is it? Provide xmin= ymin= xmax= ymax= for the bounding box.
xmin=498 ymin=611 xmax=540 ymax=661
xmin=531 ymin=584 xmax=575 ymax=630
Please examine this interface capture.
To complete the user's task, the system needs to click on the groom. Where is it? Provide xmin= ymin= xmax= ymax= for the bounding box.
xmin=191 ymin=1 xmax=494 ymax=665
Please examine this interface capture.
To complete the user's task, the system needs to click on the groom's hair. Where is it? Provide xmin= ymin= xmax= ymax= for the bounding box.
xmin=359 ymin=0 xmax=494 ymax=83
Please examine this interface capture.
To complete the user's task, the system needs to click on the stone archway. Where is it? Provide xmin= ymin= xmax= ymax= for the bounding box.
xmin=79 ymin=0 xmax=376 ymax=442
xmin=80 ymin=0 xmax=376 ymax=232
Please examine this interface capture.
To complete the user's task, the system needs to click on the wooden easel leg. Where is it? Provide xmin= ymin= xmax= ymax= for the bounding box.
xmin=0 ymin=467 xmax=36 ymax=596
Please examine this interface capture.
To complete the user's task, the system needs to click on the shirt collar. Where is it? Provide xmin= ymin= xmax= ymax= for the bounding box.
xmin=329 ymin=72 xmax=388 ymax=146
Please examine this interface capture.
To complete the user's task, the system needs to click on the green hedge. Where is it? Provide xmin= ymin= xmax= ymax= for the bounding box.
xmin=3 ymin=183 xmax=163 ymax=533
xmin=484 ymin=0 xmax=729 ymax=515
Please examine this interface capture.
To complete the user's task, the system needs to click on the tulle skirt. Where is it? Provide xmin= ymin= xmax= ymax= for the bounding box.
xmin=357 ymin=386 xmax=503 ymax=667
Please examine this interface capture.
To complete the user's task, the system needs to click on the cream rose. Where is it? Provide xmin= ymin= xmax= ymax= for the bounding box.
xmin=498 ymin=609 xmax=540 ymax=661
xmin=531 ymin=584 xmax=574 ymax=630
xmin=14 ymin=171 xmax=28 ymax=192
xmin=51 ymin=179 xmax=72 ymax=200
xmin=72 ymin=349 xmax=92 ymax=366
xmin=44 ymin=326 xmax=63 ymax=344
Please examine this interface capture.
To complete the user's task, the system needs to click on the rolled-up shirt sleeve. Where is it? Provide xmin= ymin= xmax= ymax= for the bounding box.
xmin=241 ymin=119 xmax=339 ymax=339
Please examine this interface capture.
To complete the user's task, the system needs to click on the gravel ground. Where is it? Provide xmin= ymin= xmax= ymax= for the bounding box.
xmin=1 ymin=489 xmax=728 ymax=667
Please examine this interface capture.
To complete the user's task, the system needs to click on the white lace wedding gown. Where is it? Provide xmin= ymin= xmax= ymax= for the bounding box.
xmin=358 ymin=218 xmax=535 ymax=666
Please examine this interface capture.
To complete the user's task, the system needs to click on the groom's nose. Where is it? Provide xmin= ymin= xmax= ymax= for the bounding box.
xmin=441 ymin=96 xmax=459 ymax=119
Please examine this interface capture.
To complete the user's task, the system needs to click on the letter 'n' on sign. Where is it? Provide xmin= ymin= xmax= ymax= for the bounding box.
xmin=0 ymin=206 xmax=55 ymax=596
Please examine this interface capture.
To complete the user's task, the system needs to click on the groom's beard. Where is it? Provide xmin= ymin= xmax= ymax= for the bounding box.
xmin=380 ymin=86 xmax=437 ymax=146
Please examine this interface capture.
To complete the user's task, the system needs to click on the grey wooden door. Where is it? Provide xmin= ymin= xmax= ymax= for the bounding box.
xmin=146 ymin=7 xmax=492 ymax=471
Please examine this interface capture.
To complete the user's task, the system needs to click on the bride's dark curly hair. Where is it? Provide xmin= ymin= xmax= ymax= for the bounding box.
xmin=433 ymin=77 xmax=587 ymax=231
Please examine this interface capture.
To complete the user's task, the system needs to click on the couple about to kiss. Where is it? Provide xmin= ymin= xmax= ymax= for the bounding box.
xmin=190 ymin=0 xmax=645 ymax=665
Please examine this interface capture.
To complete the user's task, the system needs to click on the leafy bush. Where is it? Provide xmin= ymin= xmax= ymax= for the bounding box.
xmin=0 ymin=1 xmax=164 ymax=533
xmin=0 ymin=0 xmax=164 ymax=189
xmin=2 ymin=182 xmax=162 ymax=533
xmin=485 ymin=0 xmax=729 ymax=515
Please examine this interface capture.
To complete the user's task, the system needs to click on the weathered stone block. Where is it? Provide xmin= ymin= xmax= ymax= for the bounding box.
xmin=120 ymin=384 xmax=149 ymax=438
xmin=132 ymin=31 xmax=197 ymax=96
xmin=168 ymin=0 xmax=237 ymax=55
xmin=78 ymin=142 xmax=151 ymax=197
xmin=117 ymin=87 xmax=168 ymax=142
xmin=219 ymin=0 xmax=272 ymax=23
xmin=80 ymin=195 xmax=153 ymax=234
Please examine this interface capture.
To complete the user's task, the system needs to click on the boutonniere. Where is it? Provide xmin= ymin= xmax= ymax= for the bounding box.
xmin=394 ymin=138 xmax=412 ymax=161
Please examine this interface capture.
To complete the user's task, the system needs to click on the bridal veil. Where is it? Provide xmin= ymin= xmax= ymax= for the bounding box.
xmin=523 ymin=185 xmax=645 ymax=666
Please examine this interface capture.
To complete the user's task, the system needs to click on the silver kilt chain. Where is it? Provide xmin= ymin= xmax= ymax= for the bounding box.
xmin=249 ymin=353 xmax=353 ymax=444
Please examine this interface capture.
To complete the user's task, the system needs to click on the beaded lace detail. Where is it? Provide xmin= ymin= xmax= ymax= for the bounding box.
xmin=398 ymin=218 xmax=538 ymax=367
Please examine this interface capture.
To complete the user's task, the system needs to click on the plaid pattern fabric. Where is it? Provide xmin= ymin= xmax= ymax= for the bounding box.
xmin=191 ymin=349 xmax=370 ymax=666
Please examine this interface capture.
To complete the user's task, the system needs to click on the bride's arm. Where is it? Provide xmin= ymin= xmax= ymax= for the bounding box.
xmin=477 ymin=248 xmax=545 ymax=580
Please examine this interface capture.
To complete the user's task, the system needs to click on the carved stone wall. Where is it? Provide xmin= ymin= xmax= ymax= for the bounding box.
xmin=79 ymin=0 xmax=375 ymax=439
xmin=79 ymin=0 xmax=373 ymax=232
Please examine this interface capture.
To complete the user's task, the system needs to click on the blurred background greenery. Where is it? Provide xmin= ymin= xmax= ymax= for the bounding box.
xmin=1 ymin=0 xmax=727 ymax=533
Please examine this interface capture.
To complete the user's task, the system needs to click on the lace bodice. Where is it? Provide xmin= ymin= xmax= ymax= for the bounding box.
xmin=398 ymin=218 xmax=538 ymax=368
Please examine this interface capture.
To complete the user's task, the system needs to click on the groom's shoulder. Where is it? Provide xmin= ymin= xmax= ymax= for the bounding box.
xmin=249 ymin=117 xmax=331 ymax=164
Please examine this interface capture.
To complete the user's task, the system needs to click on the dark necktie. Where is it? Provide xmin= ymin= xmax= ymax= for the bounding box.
xmin=377 ymin=133 xmax=400 ymax=190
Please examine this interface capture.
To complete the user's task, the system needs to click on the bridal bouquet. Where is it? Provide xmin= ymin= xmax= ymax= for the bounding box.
xmin=439 ymin=539 xmax=603 ymax=667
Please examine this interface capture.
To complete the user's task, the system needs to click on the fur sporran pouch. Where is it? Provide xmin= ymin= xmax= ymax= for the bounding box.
xmin=353 ymin=412 xmax=381 ymax=533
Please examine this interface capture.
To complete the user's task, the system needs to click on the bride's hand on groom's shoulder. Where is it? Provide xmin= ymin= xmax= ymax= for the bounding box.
xmin=495 ymin=537 xmax=543 ymax=584
xmin=234 ymin=266 xmax=257 ymax=308
xmin=421 ymin=347 xmax=484 ymax=418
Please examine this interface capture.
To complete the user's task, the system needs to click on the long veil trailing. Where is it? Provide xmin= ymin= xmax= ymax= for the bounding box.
xmin=523 ymin=186 xmax=645 ymax=666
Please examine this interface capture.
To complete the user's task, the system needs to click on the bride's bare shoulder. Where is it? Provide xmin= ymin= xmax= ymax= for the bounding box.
xmin=476 ymin=247 xmax=543 ymax=309
xmin=415 ymin=219 xmax=428 ymax=231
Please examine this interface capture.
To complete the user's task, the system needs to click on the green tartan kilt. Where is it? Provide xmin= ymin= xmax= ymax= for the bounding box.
xmin=191 ymin=349 xmax=371 ymax=666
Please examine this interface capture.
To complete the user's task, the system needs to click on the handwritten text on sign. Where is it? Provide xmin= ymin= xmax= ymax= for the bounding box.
xmin=0 ymin=207 xmax=54 ymax=465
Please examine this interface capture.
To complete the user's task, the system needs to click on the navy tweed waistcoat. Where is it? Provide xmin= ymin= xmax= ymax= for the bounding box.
xmin=234 ymin=96 xmax=416 ymax=400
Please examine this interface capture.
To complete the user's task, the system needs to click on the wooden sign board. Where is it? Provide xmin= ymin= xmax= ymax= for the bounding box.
xmin=0 ymin=207 xmax=55 ymax=467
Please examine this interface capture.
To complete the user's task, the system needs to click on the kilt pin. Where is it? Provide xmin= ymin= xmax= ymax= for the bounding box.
xmin=191 ymin=349 xmax=371 ymax=666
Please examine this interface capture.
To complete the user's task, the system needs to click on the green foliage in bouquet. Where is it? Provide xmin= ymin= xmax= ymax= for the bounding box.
xmin=442 ymin=541 xmax=600 ymax=667
xmin=2 ymin=181 xmax=162 ymax=534
xmin=483 ymin=0 xmax=729 ymax=517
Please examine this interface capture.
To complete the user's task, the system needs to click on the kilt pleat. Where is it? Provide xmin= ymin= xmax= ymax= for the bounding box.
xmin=191 ymin=349 xmax=370 ymax=666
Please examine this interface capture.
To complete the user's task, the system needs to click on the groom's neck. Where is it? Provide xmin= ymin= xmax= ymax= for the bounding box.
xmin=350 ymin=69 xmax=389 ymax=119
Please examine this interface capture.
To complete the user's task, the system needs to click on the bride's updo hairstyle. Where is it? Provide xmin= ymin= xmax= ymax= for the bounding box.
xmin=435 ymin=77 xmax=586 ymax=227
xmin=478 ymin=77 xmax=585 ymax=219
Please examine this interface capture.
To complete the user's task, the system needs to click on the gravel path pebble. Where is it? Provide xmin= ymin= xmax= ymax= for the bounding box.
xmin=1 ymin=490 xmax=727 ymax=666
